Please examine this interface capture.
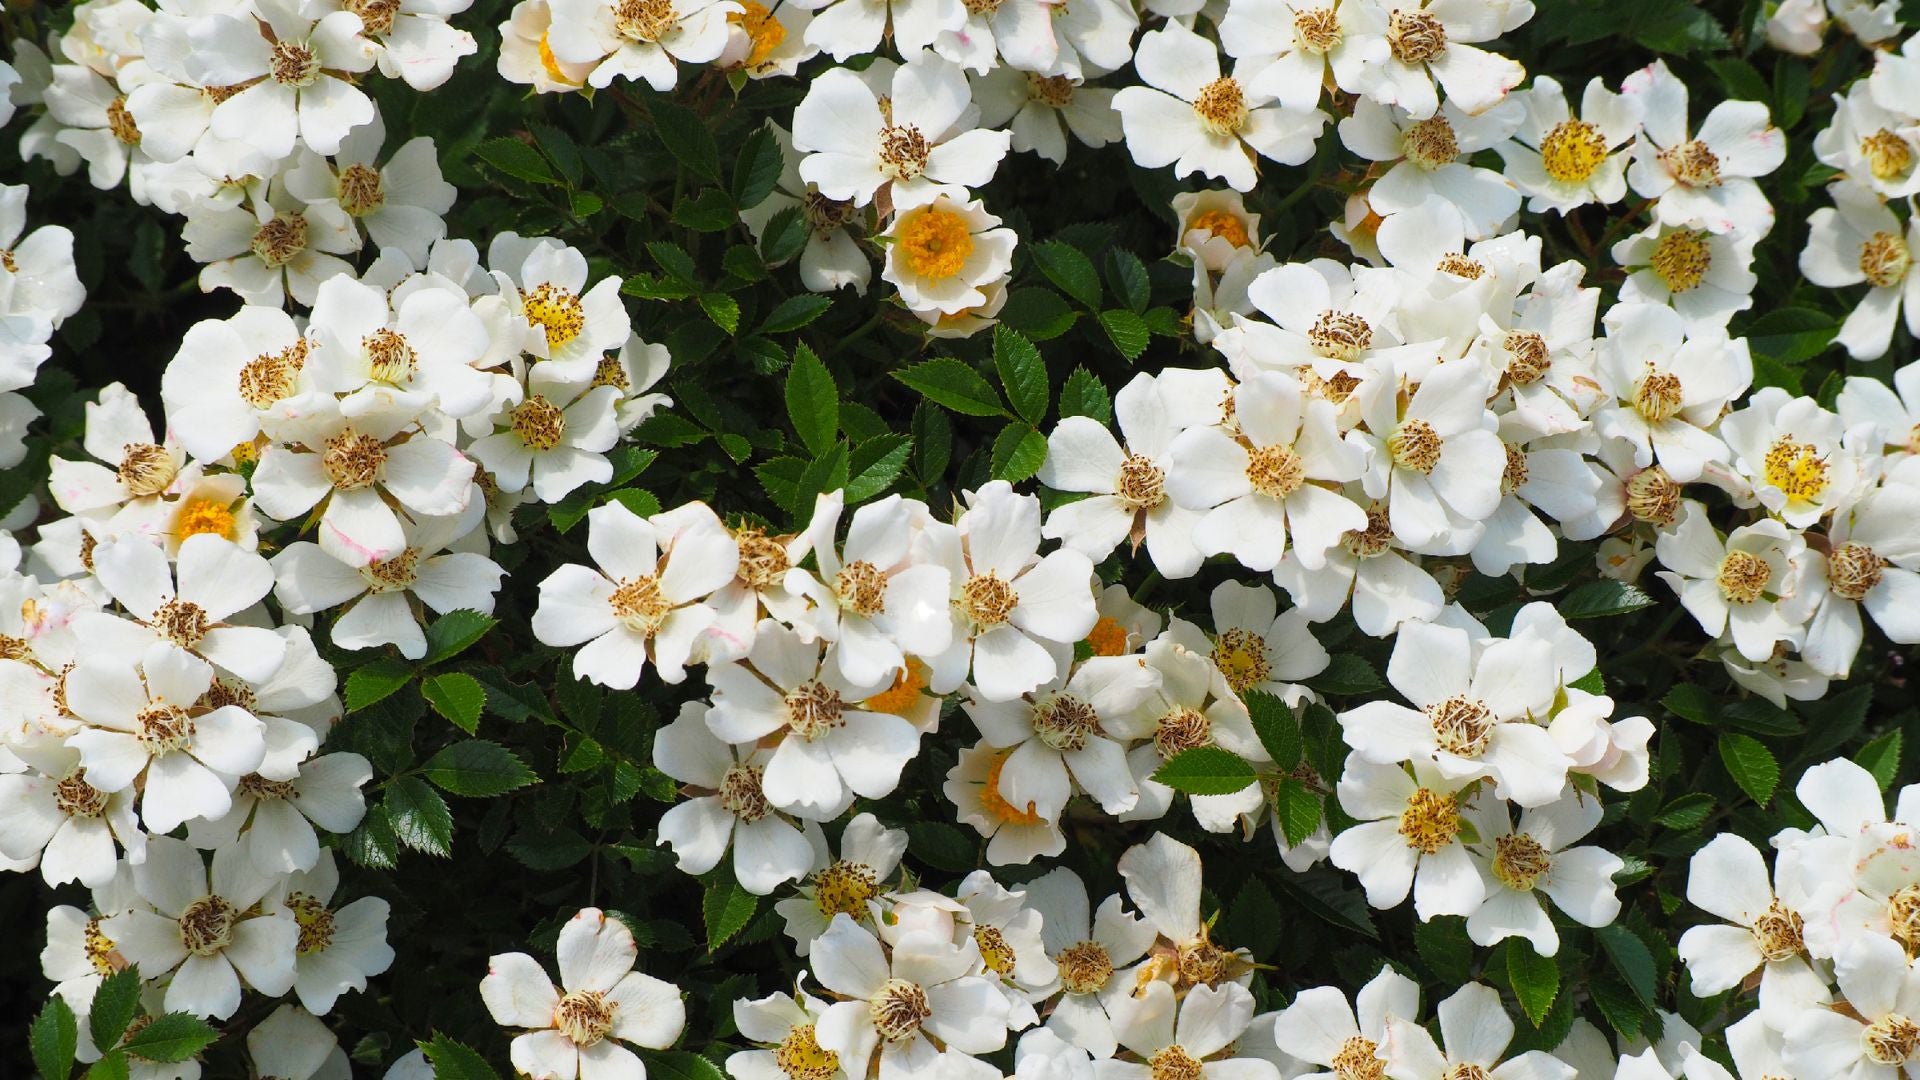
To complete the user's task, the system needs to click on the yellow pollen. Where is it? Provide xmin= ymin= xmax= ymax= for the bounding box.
xmin=1649 ymin=229 xmax=1712 ymax=292
xmin=1761 ymin=436 xmax=1828 ymax=502
xmin=1426 ymin=695 xmax=1493 ymax=756
xmin=1829 ymin=542 xmax=1885 ymax=601
xmin=511 ymin=395 xmax=568 ymax=451
xmin=555 ymin=989 xmax=617 ymax=1046
xmin=537 ymin=31 xmax=577 ymax=84
xmin=1403 ymin=114 xmax=1459 ymax=168
xmin=877 ymin=124 xmax=931 ymax=181
xmin=284 ymin=891 xmax=336 ymax=954
xmin=1116 ymin=454 xmax=1167 ymax=510
xmin=1861 ymin=231 xmax=1912 ymax=288
xmin=784 ymin=680 xmax=845 ymax=741
xmin=1293 ymin=6 xmax=1341 ymax=51
xmin=118 ymin=443 xmax=179 ymax=497
xmin=1503 ymin=330 xmax=1550 ymax=385
xmin=614 ymin=0 xmax=678 ymax=39
xmin=1750 ymin=899 xmax=1804 ymax=961
xmin=775 ymin=1024 xmax=840 ymax=1080
xmin=869 ymin=980 xmax=931 ymax=1042
xmin=524 ymin=283 xmax=587 ymax=351
xmin=1150 ymin=1046 xmax=1203 ymax=1080
xmin=178 ymin=895 xmax=238 ymax=957
xmin=321 ymin=429 xmax=387 ymax=490
xmin=975 ymin=925 xmax=1017 ymax=974
xmin=894 ymin=205 xmax=975 ymax=281
xmin=1626 ymin=466 xmax=1681 ymax=524
xmin=1385 ymin=8 xmax=1446 ymax=63
xmin=1341 ymin=503 xmax=1393 ymax=558
xmin=1389 ymin=419 xmax=1442 ymax=474
xmin=1538 ymin=119 xmax=1609 ymax=184
xmin=1889 ymin=885 xmax=1920 ymax=957
xmin=960 ymin=572 xmax=1018 ymax=629
xmin=269 ymin=39 xmax=319 ymax=86
xmin=610 ymin=574 xmax=672 ymax=635
xmin=1660 ymin=139 xmax=1721 ymax=187
xmin=1056 ymin=940 xmax=1113 ymax=994
xmin=1331 ymin=1035 xmax=1384 ymax=1080
xmin=1866 ymin=1014 xmax=1920 ymax=1065
xmin=1398 ymin=786 xmax=1460 ymax=854
xmin=107 ymin=96 xmax=140 ymax=144
xmin=1192 ymin=76 xmax=1248 ymax=137
xmin=1491 ymin=832 xmax=1552 ymax=890
xmin=836 ymin=560 xmax=889 ymax=617
xmin=731 ymin=1 xmax=787 ymax=67
xmin=1862 ymin=128 xmax=1915 ymax=182
xmin=720 ymin=763 xmax=772 ymax=821
xmin=813 ymin=860 xmax=881 ymax=918
xmin=250 ymin=213 xmax=310 ymax=269
xmin=174 ymin=497 xmax=239 ymax=542
xmin=1633 ymin=367 xmax=1684 ymax=423
xmin=1717 ymin=550 xmax=1773 ymax=604
xmin=1027 ymin=73 xmax=1076 ymax=107
xmin=735 ymin=528 xmax=792 ymax=590
xmin=1187 ymin=208 xmax=1250 ymax=248
xmin=1501 ymin=442 xmax=1529 ymax=495
xmin=1308 ymin=310 xmax=1373 ymax=360
xmin=1212 ymin=629 xmax=1271 ymax=693
xmin=1085 ymin=616 xmax=1129 ymax=657
xmin=980 ymin=750 xmax=1044 ymax=825
xmin=1153 ymin=707 xmax=1213 ymax=759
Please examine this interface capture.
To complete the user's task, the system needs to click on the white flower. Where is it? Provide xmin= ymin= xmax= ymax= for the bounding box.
xmin=654 ymin=701 xmax=815 ymax=893
xmin=962 ymin=652 xmax=1158 ymax=818
xmin=1799 ymin=180 xmax=1919 ymax=361
xmin=1357 ymin=358 xmax=1506 ymax=555
xmin=547 ymin=0 xmax=741 ymax=89
xmin=1812 ymin=81 xmax=1920 ymax=200
xmin=498 ymin=0 xmax=597 ymax=90
xmin=532 ymin=500 xmax=739 ymax=688
xmin=480 ymin=908 xmax=688 ymax=1080
xmin=187 ymin=751 xmax=372 ymax=875
xmin=1837 ymin=360 xmax=1920 ymax=459
xmin=1339 ymin=97 xmax=1523 ymax=239
xmin=793 ymin=52 xmax=1011 ymax=211
xmin=1497 ymin=75 xmax=1640 ymax=214
xmin=286 ymin=116 xmax=459 ymax=269
xmin=346 ymin=0 xmax=479 ymax=91
xmin=47 ymin=381 xmax=186 ymax=517
xmin=104 ymin=836 xmax=299 ymax=1019
xmin=1384 ymin=982 xmax=1572 ymax=1080
xmin=1620 ymin=59 xmax=1783 ymax=236
xmin=932 ymin=0 xmax=1069 ymax=76
xmin=785 ymin=492 xmax=953 ymax=688
xmin=1802 ymin=478 xmax=1920 ymax=677
xmin=82 ymin=533 xmax=287 ymax=683
xmin=1168 ymin=371 xmax=1369 ymax=573
xmin=304 ymin=273 xmax=494 ymax=421
xmin=1272 ymin=490 xmax=1445 ymax=636
xmin=1112 ymin=20 xmax=1327 ymax=192
xmin=706 ymin=619 xmax=922 ymax=820
xmin=796 ymin=0 xmax=962 ymax=59
xmin=1271 ymin=964 xmax=1419 ymax=1077
xmin=1676 ymin=833 xmax=1830 ymax=1030
xmin=1344 ymin=0 xmax=1525 ymax=119
xmin=1107 ymin=624 xmax=1263 ymax=831
xmin=186 ymin=0 xmax=377 ymax=158
xmin=972 ymin=68 xmax=1122 ymax=165
xmin=248 ymin=1005 xmax=350 ymax=1080
xmin=774 ymin=811 xmax=907 ymax=951
xmin=43 ymin=62 xmax=157 ymax=192
xmin=1784 ymin=935 xmax=1920 ymax=1080
xmin=729 ymin=990 xmax=847 ymax=1080
xmin=717 ymin=0 xmax=818 ymax=78
xmin=1100 ymin=982 xmax=1276 ymax=1080
xmin=945 ymin=739 xmax=1067 ymax=864
xmin=64 ymin=641 xmax=269 ymax=834
xmin=740 ymin=123 xmax=872 ymax=296
xmin=1115 ymin=833 xmax=1253 ymax=989
xmin=1204 ymin=580 xmax=1327 ymax=703
xmin=1331 ymin=755 xmax=1486 ymax=917
xmin=495 ymin=240 xmax=633 ymax=366
xmin=810 ymin=913 xmax=1012 ymax=1080
xmin=1592 ymin=303 xmax=1750 ymax=483
xmin=1461 ymin=789 xmax=1622 ymax=956
xmin=1173 ymin=190 xmax=1260 ymax=273
xmin=467 ymin=363 xmax=621 ymax=503
xmin=921 ymin=481 xmax=1098 ymax=703
xmin=0 ymin=755 xmax=144 ymax=888
xmin=267 ymin=850 xmax=394 ymax=1015
xmin=1021 ymin=868 xmax=1155 ymax=1058
xmin=1221 ymin=0 xmax=1383 ymax=112
xmin=1654 ymin=501 xmax=1815 ymax=662
xmin=159 ymin=305 xmax=314 ymax=464
xmin=1041 ymin=372 xmax=1218 ymax=578
xmin=1613 ymin=221 xmax=1758 ymax=334
xmin=1719 ymin=388 xmax=1867 ymax=527
xmin=882 ymin=195 xmax=1017 ymax=317
xmin=183 ymin=183 xmax=363 ymax=308
xmin=1340 ymin=619 xmax=1567 ymax=806
xmin=0 ymin=184 xmax=87 ymax=329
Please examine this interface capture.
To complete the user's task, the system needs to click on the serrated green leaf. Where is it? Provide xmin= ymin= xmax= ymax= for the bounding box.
xmin=1274 ymin=778 xmax=1323 ymax=847
xmin=990 ymin=424 xmax=1049 ymax=483
xmin=1568 ymin=668 xmax=1605 ymax=695
xmin=894 ymin=359 xmax=1007 ymax=417
xmin=1245 ymin=690 xmax=1301 ymax=770
xmin=1662 ymin=683 xmax=1713 ymax=725
xmin=1655 ymin=791 xmax=1714 ymax=830
xmin=699 ymin=292 xmax=741 ymax=334
xmin=423 ymin=610 xmax=499 ymax=666
xmin=1718 ymin=733 xmax=1779 ymax=806
xmin=653 ymin=101 xmax=721 ymax=182
xmin=1151 ymin=746 xmax=1257 ymax=795
xmin=531 ymin=124 xmax=583 ymax=186
xmin=1746 ymin=306 xmax=1838 ymax=364
xmin=643 ymin=1050 xmax=727 ymax=1080
xmin=31 ymin=994 xmax=78 ymax=1080
xmin=1032 ymin=240 xmax=1101 ymax=308
xmin=422 ymin=740 xmax=539 ymax=797
xmin=1307 ymin=654 xmax=1383 ymax=696
xmin=847 ymin=435 xmax=912 ymax=503
xmin=733 ymin=124 xmax=784 ymax=210
xmin=704 ymin=877 xmax=760 ymax=950
xmin=1597 ymin=926 xmax=1658 ymax=1010
xmin=475 ymin=137 xmax=559 ymax=185
xmin=1224 ymin=878 xmax=1283 ymax=956
xmin=121 ymin=1013 xmax=219 ymax=1064
xmin=1414 ymin=916 xmax=1472 ymax=986
xmin=421 ymin=1033 xmax=502 ymax=1080
xmin=1858 ymin=730 xmax=1904 ymax=789
xmin=345 ymin=658 xmax=413 ymax=713
xmin=785 ymin=344 xmax=838 ymax=456
xmin=85 ymin=1052 xmax=130 ymax=1080
xmin=1508 ymin=939 xmax=1560 ymax=1026
xmin=89 ymin=966 xmax=143 ymax=1053
xmin=1105 ymin=249 xmax=1150 ymax=312
xmin=913 ymin=399 xmax=952 ymax=479
xmin=999 ymin=288 xmax=1077 ymax=340
xmin=421 ymin=672 xmax=486 ymax=734
xmin=343 ymin=803 xmax=399 ymax=869
xmin=760 ymin=207 xmax=809 ymax=264
xmin=992 ymin=326 xmax=1049 ymax=425
xmin=1058 ymin=367 xmax=1112 ymax=423
xmin=1559 ymin=580 xmax=1656 ymax=619
xmin=762 ymin=293 xmax=833 ymax=335
xmin=906 ymin=821 xmax=978 ymax=872
xmin=1098 ymin=309 xmax=1150 ymax=359
xmin=386 ymin=776 xmax=454 ymax=856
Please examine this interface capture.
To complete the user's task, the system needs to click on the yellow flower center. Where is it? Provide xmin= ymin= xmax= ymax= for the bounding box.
xmin=179 ymin=896 xmax=239 ymax=957
xmin=1389 ymin=419 xmax=1442 ymax=474
xmin=1491 ymin=832 xmax=1551 ymax=890
xmin=1398 ymin=787 xmax=1460 ymax=854
xmin=1212 ymin=629 xmax=1271 ymax=693
xmin=960 ymin=572 xmax=1018 ymax=629
xmin=1056 ymin=940 xmax=1114 ymax=993
xmin=1187 ymin=207 xmax=1250 ymax=247
xmin=524 ymin=283 xmax=586 ymax=351
xmin=869 ymin=979 xmax=931 ymax=1042
xmin=895 ymin=205 xmax=975 ymax=281
xmin=813 ymin=860 xmax=881 ymax=918
xmin=1150 ymin=1046 xmax=1203 ymax=1080
xmin=614 ymin=0 xmax=677 ymax=40
xmin=511 ymin=395 xmax=568 ymax=451
xmin=174 ymin=496 xmax=239 ymax=543
xmin=1862 ymin=128 xmax=1915 ymax=182
xmin=1632 ymin=367 xmax=1684 ymax=423
xmin=1660 ymin=138 xmax=1721 ymax=187
xmin=1426 ymin=695 xmax=1493 ymax=756
xmin=731 ymin=1 xmax=786 ymax=67
xmin=107 ymin=96 xmax=140 ymax=145
xmin=1649 ymin=229 xmax=1712 ymax=293
xmin=1294 ymin=6 xmax=1342 ymax=51
xmin=555 ymin=989 xmax=617 ymax=1046
xmin=250 ymin=213 xmax=310 ymax=269
xmin=1085 ymin=616 xmax=1129 ymax=657
xmin=1403 ymin=114 xmax=1458 ymax=169
xmin=776 ymin=1024 xmax=840 ymax=1080
xmin=1539 ymin=119 xmax=1609 ymax=184
xmin=1153 ymin=707 xmax=1213 ymax=759
xmin=1762 ymin=436 xmax=1828 ymax=502
xmin=1386 ymin=8 xmax=1446 ymax=63
xmin=610 ymin=574 xmax=671 ymax=635
xmin=1331 ymin=1035 xmax=1384 ymax=1080
xmin=118 ymin=443 xmax=179 ymax=497
xmin=1750 ymin=899 xmax=1804 ymax=961
xmin=1716 ymin=550 xmax=1773 ymax=604
xmin=1829 ymin=542 xmax=1886 ymax=601
xmin=1192 ymin=77 xmax=1248 ymax=137
xmin=1861 ymin=231 xmax=1913 ymax=288
xmin=1308 ymin=310 xmax=1373 ymax=360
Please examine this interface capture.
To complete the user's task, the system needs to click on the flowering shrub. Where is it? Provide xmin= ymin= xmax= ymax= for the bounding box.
xmin=5 ymin=0 xmax=1920 ymax=1076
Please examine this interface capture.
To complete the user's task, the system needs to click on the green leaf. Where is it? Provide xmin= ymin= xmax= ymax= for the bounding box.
xmin=1414 ymin=916 xmax=1473 ymax=985
xmin=762 ymin=294 xmax=833 ymax=335
xmin=475 ymin=137 xmax=559 ymax=185
xmin=1105 ymin=249 xmax=1151 ymax=312
xmin=345 ymin=658 xmax=413 ymax=712
xmin=1568 ymin=668 xmax=1605 ymax=695
xmin=1057 ymin=367 xmax=1112 ymax=423
xmin=704 ymin=877 xmax=760 ymax=950
xmin=1746 ymin=306 xmax=1838 ymax=364
xmin=31 ymin=994 xmax=78 ymax=1080
xmin=1558 ymin=580 xmax=1656 ymax=619
xmin=992 ymin=326 xmax=1049 ymax=425
xmin=905 ymin=821 xmax=978 ymax=872
xmin=1306 ymin=654 xmax=1384 ymax=696
xmin=1150 ymin=746 xmax=1257 ymax=795
xmin=990 ymin=424 xmax=1049 ymax=483
xmin=423 ymin=610 xmax=499 ymax=666
xmin=653 ymin=101 xmax=721 ymax=182
xmin=1274 ymin=778 xmax=1323 ymax=847
xmin=643 ymin=1050 xmax=727 ymax=1080
xmin=421 ymin=672 xmax=487 ymax=734
xmin=1098 ymin=309 xmax=1150 ymax=360
xmin=89 ymin=966 xmax=143 ymax=1052
xmin=342 ymin=803 xmax=399 ymax=869
xmin=847 ymin=435 xmax=912 ymax=503
xmin=1224 ymin=878 xmax=1284 ymax=957
xmin=699 ymin=292 xmax=741 ymax=335
xmin=121 ymin=1013 xmax=219 ymax=1064
xmin=672 ymin=189 xmax=736 ymax=232
xmin=531 ymin=124 xmax=583 ymax=186
xmin=1857 ymin=730 xmax=1904 ymax=790
xmin=1661 ymin=683 xmax=1713 ymax=725
xmin=733 ymin=125 xmax=784 ymax=210
xmin=1245 ymin=690 xmax=1301 ymax=770
xmin=1031 ymin=240 xmax=1102 ymax=308
xmin=1597 ymin=926 xmax=1659 ymax=1010
xmin=1718 ymin=733 xmax=1780 ymax=806
xmin=894 ymin=359 xmax=1007 ymax=417
xmin=1706 ymin=57 xmax=1769 ymax=103
xmin=760 ymin=207 xmax=809 ymax=264
xmin=421 ymin=740 xmax=539 ymax=797
xmin=1507 ymin=939 xmax=1560 ymax=1026
xmin=999 ymin=288 xmax=1078 ymax=340
xmin=912 ymin=400 xmax=951 ymax=480
xmin=1655 ymin=792 xmax=1714 ymax=830
xmin=421 ymin=1033 xmax=502 ymax=1080
xmin=785 ymin=344 xmax=839 ymax=456
xmin=85 ymin=1052 xmax=130 ymax=1080
xmin=386 ymin=776 xmax=455 ymax=856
